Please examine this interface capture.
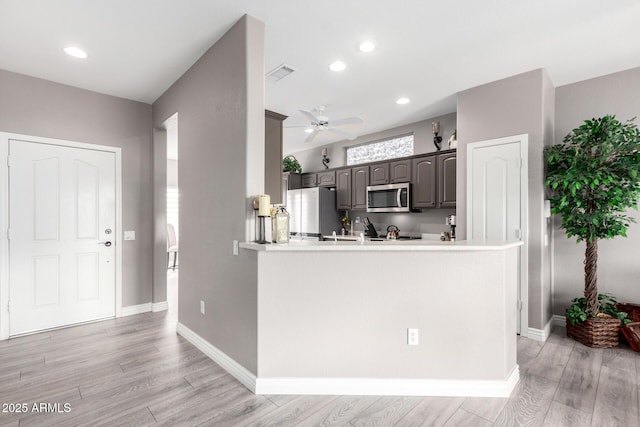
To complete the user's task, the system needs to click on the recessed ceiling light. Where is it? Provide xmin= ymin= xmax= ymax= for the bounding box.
xmin=329 ymin=61 xmax=346 ymax=72
xmin=64 ymin=46 xmax=88 ymax=59
xmin=358 ymin=41 xmax=376 ymax=53
xmin=304 ymin=128 xmax=314 ymax=133
xmin=396 ymin=97 xmax=411 ymax=105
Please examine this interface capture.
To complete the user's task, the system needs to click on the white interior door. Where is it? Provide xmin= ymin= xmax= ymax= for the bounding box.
xmin=468 ymin=135 xmax=528 ymax=335
xmin=9 ymin=139 xmax=116 ymax=335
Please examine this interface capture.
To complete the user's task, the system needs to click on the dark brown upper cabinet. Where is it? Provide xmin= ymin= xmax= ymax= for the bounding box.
xmin=369 ymin=163 xmax=390 ymax=186
xmin=412 ymin=155 xmax=437 ymax=209
xmin=317 ymin=170 xmax=336 ymax=187
xmin=351 ymin=166 xmax=369 ymax=210
xmin=336 ymin=168 xmax=352 ymax=210
xmin=389 ymin=159 xmax=412 ymax=183
xmin=302 ymin=173 xmax=317 ymax=188
xmin=438 ymin=152 xmax=456 ymax=208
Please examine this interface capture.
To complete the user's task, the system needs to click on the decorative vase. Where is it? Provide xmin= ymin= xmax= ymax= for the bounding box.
xmin=566 ymin=317 xmax=620 ymax=348
xmin=448 ymin=134 xmax=457 ymax=149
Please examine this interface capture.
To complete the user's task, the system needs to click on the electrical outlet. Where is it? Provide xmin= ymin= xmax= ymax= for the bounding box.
xmin=233 ymin=240 xmax=239 ymax=256
xmin=200 ymin=300 xmax=205 ymax=315
xmin=407 ymin=328 xmax=419 ymax=345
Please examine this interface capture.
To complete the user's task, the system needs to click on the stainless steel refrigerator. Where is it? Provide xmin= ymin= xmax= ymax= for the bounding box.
xmin=286 ymin=187 xmax=339 ymax=240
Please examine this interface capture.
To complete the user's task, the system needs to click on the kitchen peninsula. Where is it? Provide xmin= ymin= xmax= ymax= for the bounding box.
xmin=240 ymin=239 xmax=522 ymax=397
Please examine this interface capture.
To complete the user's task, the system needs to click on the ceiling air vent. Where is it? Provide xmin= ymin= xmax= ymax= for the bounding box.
xmin=266 ymin=64 xmax=296 ymax=82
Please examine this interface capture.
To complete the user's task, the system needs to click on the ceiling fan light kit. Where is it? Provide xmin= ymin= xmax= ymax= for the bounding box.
xmin=288 ymin=106 xmax=364 ymax=143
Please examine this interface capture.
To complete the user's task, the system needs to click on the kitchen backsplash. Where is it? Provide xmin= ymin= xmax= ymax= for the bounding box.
xmin=334 ymin=209 xmax=456 ymax=237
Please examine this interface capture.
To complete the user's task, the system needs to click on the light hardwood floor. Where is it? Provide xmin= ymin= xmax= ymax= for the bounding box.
xmin=0 ymin=273 xmax=638 ymax=426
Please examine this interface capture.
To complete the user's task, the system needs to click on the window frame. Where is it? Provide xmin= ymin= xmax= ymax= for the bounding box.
xmin=345 ymin=133 xmax=415 ymax=166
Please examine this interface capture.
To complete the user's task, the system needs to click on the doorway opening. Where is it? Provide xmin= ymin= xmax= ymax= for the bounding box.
xmin=165 ymin=114 xmax=179 ymax=318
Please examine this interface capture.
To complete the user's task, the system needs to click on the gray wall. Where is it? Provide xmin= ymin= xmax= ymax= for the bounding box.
xmin=553 ymin=66 xmax=640 ymax=315
xmin=457 ymin=69 xmax=553 ymax=330
xmin=287 ymin=112 xmax=457 ymax=173
xmin=0 ymin=69 xmax=154 ymax=306
xmin=152 ymin=15 xmax=264 ymax=374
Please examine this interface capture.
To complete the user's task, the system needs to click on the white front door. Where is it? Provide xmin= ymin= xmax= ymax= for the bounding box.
xmin=468 ymin=135 xmax=528 ymax=335
xmin=9 ymin=139 xmax=116 ymax=335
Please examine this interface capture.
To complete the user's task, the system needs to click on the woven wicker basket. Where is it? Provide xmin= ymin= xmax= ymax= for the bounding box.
xmin=566 ymin=317 xmax=620 ymax=348
xmin=621 ymin=323 xmax=640 ymax=352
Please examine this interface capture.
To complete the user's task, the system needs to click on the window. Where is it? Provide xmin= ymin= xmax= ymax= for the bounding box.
xmin=346 ymin=134 xmax=414 ymax=166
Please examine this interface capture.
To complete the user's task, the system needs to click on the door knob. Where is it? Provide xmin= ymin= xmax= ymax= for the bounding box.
xmin=98 ymin=241 xmax=112 ymax=247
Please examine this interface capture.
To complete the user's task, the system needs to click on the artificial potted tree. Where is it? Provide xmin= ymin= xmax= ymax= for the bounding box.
xmin=545 ymin=115 xmax=640 ymax=348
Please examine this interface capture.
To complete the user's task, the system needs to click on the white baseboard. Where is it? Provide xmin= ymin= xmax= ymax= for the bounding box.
xmin=120 ymin=303 xmax=151 ymax=317
xmin=255 ymin=366 xmax=519 ymax=398
xmin=152 ymin=301 xmax=168 ymax=312
xmin=176 ymin=321 xmax=519 ymax=398
xmin=527 ymin=318 xmax=553 ymax=342
xmin=176 ymin=322 xmax=257 ymax=392
xmin=552 ymin=315 xmax=566 ymax=327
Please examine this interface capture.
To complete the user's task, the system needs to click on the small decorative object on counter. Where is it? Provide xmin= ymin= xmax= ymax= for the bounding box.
xmin=254 ymin=194 xmax=271 ymax=244
xmin=440 ymin=231 xmax=451 ymax=241
xmin=273 ymin=207 xmax=290 ymax=243
xmin=270 ymin=207 xmax=278 ymax=243
xmin=340 ymin=211 xmax=351 ymax=231
xmin=445 ymin=215 xmax=456 ymax=241
xmin=448 ymin=129 xmax=457 ymax=149
xmin=386 ymin=225 xmax=400 ymax=240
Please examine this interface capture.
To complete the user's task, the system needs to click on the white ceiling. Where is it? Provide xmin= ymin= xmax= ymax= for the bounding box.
xmin=2 ymin=0 xmax=640 ymax=154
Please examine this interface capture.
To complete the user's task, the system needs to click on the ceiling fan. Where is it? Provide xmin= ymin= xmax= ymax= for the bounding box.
xmin=285 ymin=106 xmax=364 ymax=143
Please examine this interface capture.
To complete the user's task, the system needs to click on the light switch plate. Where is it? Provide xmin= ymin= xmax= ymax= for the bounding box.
xmin=124 ymin=230 xmax=135 ymax=241
xmin=407 ymin=328 xmax=419 ymax=345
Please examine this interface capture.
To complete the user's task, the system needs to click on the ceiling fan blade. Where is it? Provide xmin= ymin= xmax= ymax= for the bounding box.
xmin=284 ymin=123 xmax=310 ymax=128
xmin=327 ymin=127 xmax=357 ymax=141
xmin=300 ymin=109 xmax=319 ymax=123
xmin=305 ymin=129 xmax=320 ymax=143
xmin=330 ymin=116 xmax=364 ymax=127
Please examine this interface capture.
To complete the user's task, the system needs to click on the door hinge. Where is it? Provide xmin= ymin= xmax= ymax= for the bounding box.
xmin=518 ymin=300 xmax=523 ymax=311
xmin=515 ymin=229 xmax=521 ymax=239
xmin=519 ymin=158 xmax=523 ymax=168
xmin=7 ymin=300 xmax=10 ymax=313
xmin=6 ymin=229 xmax=10 ymax=240
xmin=6 ymin=155 xmax=11 ymax=168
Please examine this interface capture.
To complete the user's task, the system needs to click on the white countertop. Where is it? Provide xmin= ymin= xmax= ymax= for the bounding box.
xmin=240 ymin=239 xmax=523 ymax=252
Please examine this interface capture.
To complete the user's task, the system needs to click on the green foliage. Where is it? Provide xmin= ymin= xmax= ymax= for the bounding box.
xmin=566 ymin=294 xmax=632 ymax=325
xmin=545 ymin=115 xmax=640 ymax=243
xmin=282 ymin=155 xmax=302 ymax=174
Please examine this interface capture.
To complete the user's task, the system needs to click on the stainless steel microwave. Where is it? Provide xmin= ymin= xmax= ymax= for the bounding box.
xmin=366 ymin=183 xmax=410 ymax=212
